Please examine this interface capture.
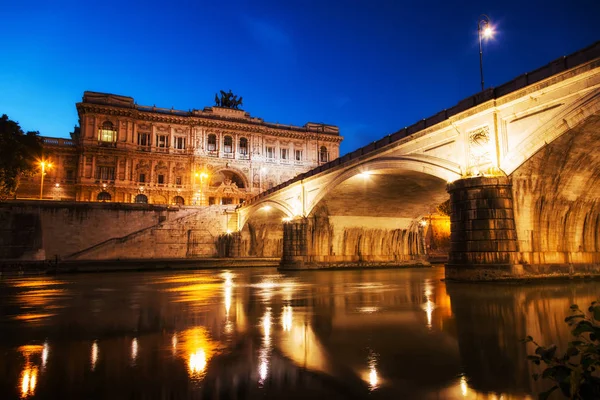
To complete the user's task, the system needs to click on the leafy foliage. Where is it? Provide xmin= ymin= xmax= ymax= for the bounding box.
xmin=0 ymin=114 xmax=42 ymax=200
xmin=524 ymin=302 xmax=600 ymax=399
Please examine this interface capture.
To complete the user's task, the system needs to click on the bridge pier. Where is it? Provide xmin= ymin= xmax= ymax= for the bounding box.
xmin=281 ymin=218 xmax=308 ymax=269
xmin=446 ymin=176 xmax=522 ymax=280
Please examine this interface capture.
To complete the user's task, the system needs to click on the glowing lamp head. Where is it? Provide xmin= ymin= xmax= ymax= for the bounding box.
xmin=226 ymin=229 xmax=232 ymax=235
xmin=420 ymin=220 xmax=428 ymax=227
xmin=200 ymin=172 xmax=208 ymax=179
xmin=483 ymin=26 xmax=493 ymax=38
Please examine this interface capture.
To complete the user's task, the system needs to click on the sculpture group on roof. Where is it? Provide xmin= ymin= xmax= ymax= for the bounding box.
xmin=214 ymin=90 xmax=243 ymax=110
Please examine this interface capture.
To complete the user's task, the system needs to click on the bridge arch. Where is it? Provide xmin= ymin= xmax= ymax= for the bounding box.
xmin=238 ymin=199 xmax=294 ymax=232
xmin=306 ymin=155 xmax=461 ymax=217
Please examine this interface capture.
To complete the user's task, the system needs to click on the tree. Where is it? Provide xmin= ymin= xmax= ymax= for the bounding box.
xmin=0 ymin=114 xmax=43 ymax=200
xmin=525 ymin=302 xmax=600 ymax=399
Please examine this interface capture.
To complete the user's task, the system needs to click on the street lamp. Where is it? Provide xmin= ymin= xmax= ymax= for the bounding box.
xmin=478 ymin=14 xmax=493 ymax=91
xmin=39 ymin=160 xmax=53 ymax=200
xmin=195 ymin=171 xmax=209 ymax=205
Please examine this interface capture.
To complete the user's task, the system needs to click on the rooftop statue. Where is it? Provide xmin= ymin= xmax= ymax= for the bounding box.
xmin=214 ymin=90 xmax=243 ymax=110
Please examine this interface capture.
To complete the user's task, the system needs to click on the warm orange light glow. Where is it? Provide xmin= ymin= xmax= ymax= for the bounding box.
xmin=189 ymin=349 xmax=207 ymax=374
xmin=358 ymin=171 xmax=372 ymax=178
xmin=20 ymin=365 xmax=38 ymax=398
xmin=179 ymin=327 xmax=220 ymax=380
xmin=262 ymin=205 xmax=272 ymax=211
xmin=282 ymin=305 xmax=293 ymax=331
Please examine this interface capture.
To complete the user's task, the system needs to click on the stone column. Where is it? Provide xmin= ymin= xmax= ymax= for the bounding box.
xmin=446 ymin=176 xmax=521 ymax=280
xmin=280 ymin=218 xmax=308 ymax=269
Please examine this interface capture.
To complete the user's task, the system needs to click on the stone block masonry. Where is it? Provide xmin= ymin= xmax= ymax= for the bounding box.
xmin=0 ymin=201 xmax=229 ymax=261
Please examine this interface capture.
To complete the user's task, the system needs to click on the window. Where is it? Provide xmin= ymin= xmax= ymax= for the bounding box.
xmin=224 ymin=136 xmax=233 ymax=153
xmin=97 ymin=192 xmax=111 ymax=202
xmin=281 ymin=148 xmax=289 ymax=160
xmin=208 ymin=197 xmax=216 ymax=205
xmin=158 ymin=174 xmax=164 ymax=184
xmin=222 ymin=197 xmax=233 ymax=205
xmin=175 ymin=176 xmax=182 ymax=185
xmin=98 ymin=121 xmax=117 ymax=142
xmin=175 ymin=137 xmax=185 ymax=150
xmin=207 ymin=134 xmax=217 ymax=151
xmin=156 ymin=135 xmax=167 ymax=148
xmin=137 ymin=132 xmax=151 ymax=147
xmin=135 ymin=194 xmax=148 ymax=204
xmin=96 ymin=166 xmax=115 ymax=181
xmin=139 ymin=173 xmax=146 ymax=183
xmin=320 ymin=146 xmax=329 ymax=163
xmin=266 ymin=146 xmax=275 ymax=160
xmin=295 ymin=149 xmax=303 ymax=161
xmin=239 ymin=137 xmax=248 ymax=155
xmin=65 ymin=170 xmax=74 ymax=182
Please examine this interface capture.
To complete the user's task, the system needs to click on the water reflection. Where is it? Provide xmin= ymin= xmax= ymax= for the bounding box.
xmin=91 ymin=341 xmax=98 ymax=370
xmin=20 ymin=365 xmax=37 ymax=398
xmin=0 ymin=268 xmax=597 ymax=399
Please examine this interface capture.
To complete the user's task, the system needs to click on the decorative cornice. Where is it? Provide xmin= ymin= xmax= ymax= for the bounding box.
xmin=76 ymin=102 xmax=342 ymax=142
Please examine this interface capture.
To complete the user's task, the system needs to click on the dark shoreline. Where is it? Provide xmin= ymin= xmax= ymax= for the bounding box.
xmin=0 ymin=258 xmax=280 ymax=276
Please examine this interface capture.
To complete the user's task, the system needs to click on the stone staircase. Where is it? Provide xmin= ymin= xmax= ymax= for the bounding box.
xmin=65 ymin=205 xmax=236 ymax=260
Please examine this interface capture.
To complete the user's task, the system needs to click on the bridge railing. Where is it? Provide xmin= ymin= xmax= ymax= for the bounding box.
xmin=243 ymin=41 xmax=600 ymax=207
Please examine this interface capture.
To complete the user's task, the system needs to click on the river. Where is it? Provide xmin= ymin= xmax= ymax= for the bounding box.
xmin=0 ymin=266 xmax=597 ymax=399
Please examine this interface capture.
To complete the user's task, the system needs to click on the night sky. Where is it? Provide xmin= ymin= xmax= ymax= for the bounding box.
xmin=2 ymin=0 xmax=599 ymax=155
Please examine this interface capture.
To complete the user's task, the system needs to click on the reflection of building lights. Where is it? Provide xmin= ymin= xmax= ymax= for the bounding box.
xmin=423 ymin=281 xmax=435 ymax=329
xmin=21 ymin=366 xmax=38 ymax=397
xmin=262 ymin=310 xmax=272 ymax=343
xmin=41 ymin=342 xmax=49 ymax=368
xmin=91 ymin=341 xmax=98 ymax=370
xmin=261 ymin=205 xmax=272 ymax=211
xmin=259 ymin=358 xmax=268 ymax=382
xmin=358 ymin=171 xmax=372 ymax=178
xmin=172 ymin=334 xmax=177 ymax=354
xmin=282 ymin=217 xmax=292 ymax=222
xmin=223 ymin=272 xmax=233 ymax=315
xmin=282 ymin=305 xmax=293 ymax=331
xmin=131 ymin=338 xmax=138 ymax=361
xmin=369 ymin=366 xmax=378 ymax=389
xmin=460 ymin=376 xmax=468 ymax=397
xmin=367 ymin=352 xmax=379 ymax=391
xmin=189 ymin=349 xmax=207 ymax=374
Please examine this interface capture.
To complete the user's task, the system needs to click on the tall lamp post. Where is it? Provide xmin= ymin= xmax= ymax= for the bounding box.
xmin=39 ymin=160 xmax=53 ymax=200
xmin=478 ymin=14 xmax=493 ymax=91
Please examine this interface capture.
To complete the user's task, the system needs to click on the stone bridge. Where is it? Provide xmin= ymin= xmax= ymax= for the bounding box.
xmin=233 ymin=42 xmax=600 ymax=280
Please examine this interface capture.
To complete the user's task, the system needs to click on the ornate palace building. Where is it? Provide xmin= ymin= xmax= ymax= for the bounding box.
xmin=16 ymin=91 xmax=342 ymax=205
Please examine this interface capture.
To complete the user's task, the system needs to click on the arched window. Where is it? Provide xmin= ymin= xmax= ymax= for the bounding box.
xmin=320 ymin=146 xmax=329 ymax=163
xmin=173 ymin=196 xmax=185 ymax=206
xmin=97 ymin=192 xmax=111 ymax=202
xmin=98 ymin=121 xmax=117 ymax=142
xmin=134 ymin=194 xmax=148 ymax=204
xmin=207 ymin=134 xmax=217 ymax=152
xmin=224 ymin=135 xmax=233 ymax=154
xmin=239 ymin=137 xmax=248 ymax=155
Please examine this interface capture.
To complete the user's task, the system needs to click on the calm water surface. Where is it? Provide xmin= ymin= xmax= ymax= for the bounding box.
xmin=0 ymin=266 xmax=598 ymax=399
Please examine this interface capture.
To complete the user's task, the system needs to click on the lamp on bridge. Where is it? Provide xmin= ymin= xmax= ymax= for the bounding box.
xmin=478 ymin=14 xmax=494 ymax=91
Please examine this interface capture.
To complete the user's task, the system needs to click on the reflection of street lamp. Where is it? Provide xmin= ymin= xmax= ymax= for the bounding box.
xmin=39 ymin=160 xmax=53 ymax=200
xmin=478 ymin=14 xmax=493 ymax=91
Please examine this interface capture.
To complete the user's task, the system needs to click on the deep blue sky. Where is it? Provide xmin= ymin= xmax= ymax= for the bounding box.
xmin=2 ymin=0 xmax=599 ymax=155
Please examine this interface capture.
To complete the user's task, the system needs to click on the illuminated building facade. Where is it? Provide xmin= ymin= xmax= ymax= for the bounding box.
xmin=17 ymin=91 xmax=342 ymax=204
